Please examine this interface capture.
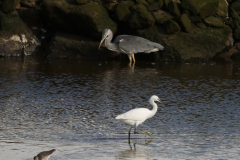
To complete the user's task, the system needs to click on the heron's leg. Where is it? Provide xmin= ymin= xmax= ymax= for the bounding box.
xmin=127 ymin=54 xmax=132 ymax=63
xmin=132 ymin=54 xmax=135 ymax=64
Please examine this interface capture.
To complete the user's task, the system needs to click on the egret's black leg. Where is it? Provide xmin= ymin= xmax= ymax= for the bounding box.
xmin=128 ymin=127 xmax=132 ymax=144
xmin=134 ymin=127 xmax=139 ymax=134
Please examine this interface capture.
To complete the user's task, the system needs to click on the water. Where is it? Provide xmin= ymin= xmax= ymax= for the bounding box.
xmin=1 ymin=57 xmax=240 ymax=159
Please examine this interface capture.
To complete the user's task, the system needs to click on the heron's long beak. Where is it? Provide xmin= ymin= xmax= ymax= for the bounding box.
xmin=98 ymin=35 xmax=107 ymax=49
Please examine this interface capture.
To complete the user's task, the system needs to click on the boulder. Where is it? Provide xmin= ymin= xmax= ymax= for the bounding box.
xmin=228 ymin=6 xmax=240 ymax=30
xmin=0 ymin=10 xmax=47 ymax=57
xmin=147 ymin=0 xmax=163 ymax=12
xmin=234 ymin=26 xmax=240 ymax=40
xmin=181 ymin=0 xmax=200 ymax=15
xmin=153 ymin=10 xmax=173 ymax=25
xmin=2 ymin=0 xmax=20 ymax=13
xmin=204 ymin=16 xmax=225 ymax=28
xmin=179 ymin=14 xmax=191 ymax=32
xmin=41 ymin=0 xmax=117 ymax=38
xmin=196 ymin=22 xmax=207 ymax=30
xmin=230 ymin=0 xmax=240 ymax=16
xmin=136 ymin=25 xmax=232 ymax=62
xmin=48 ymin=32 xmax=118 ymax=60
xmin=168 ymin=1 xmax=180 ymax=16
xmin=114 ymin=2 xmax=131 ymax=22
xmin=129 ymin=4 xmax=155 ymax=29
xmin=76 ymin=0 xmax=90 ymax=5
xmin=198 ymin=0 xmax=219 ymax=19
xmin=20 ymin=0 xmax=36 ymax=8
xmin=164 ymin=20 xmax=181 ymax=34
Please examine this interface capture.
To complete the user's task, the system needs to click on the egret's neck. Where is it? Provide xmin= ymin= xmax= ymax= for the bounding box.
xmin=149 ymin=100 xmax=158 ymax=118
xmin=104 ymin=33 xmax=119 ymax=52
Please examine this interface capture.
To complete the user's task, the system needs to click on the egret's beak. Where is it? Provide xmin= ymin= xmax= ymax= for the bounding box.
xmin=98 ymin=35 xmax=107 ymax=49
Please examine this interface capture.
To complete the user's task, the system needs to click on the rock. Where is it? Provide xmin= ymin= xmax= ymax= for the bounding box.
xmin=48 ymin=32 xmax=117 ymax=60
xmin=136 ymin=25 xmax=232 ymax=62
xmin=146 ymin=0 xmax=155 ymax=4
xmin=204 ymin=16 xmax=225 ymax=28
xmin=2 ymin=0 xmax=20 ymax=13
xmin=41 ymin=0 xmax=117 ymax=38
xmin=189 ymin=16 xmax=202 ymax=23
xmin=234 ymin=26 xmax=240 ymax=40
xmin=181 ymin=0 xmax=200 ymax=15
xmin=135 ymin=0 xmax=149 ymax=6
xmin=168 ymin=1 xmax=180 ymax=16
xmin=147 ymin=0 xmax=163 ymax=12
xmin=230 ymin=0 xmax=240 ymax=16
xmin=129 ymin=4 xmax=155 ymax=29
xmin=76 ymin=0 xmax=90 ymax=5
xmin=0 ymin=11 xmax=26 ymax=34
xmin=114 ymin=2 xmax=131 ymax=22
xmin=228 ymin=7 xmax=240 ymax=30
xmin=217 ymin=0 xmax=228 ymax=17
xmin=196 ymin=22 xmax=207 ymax=30
xmin=153 ymin=10 xmax=173 ymax=25
xmin=102 ymin=2 xmax=117 ymax=12
xmin=179 ymin=14 xmax=191 ymax=32
xmin=164 ymin=20 xmax=181 ymax=34
xmin=20 ymin=0 xmax=36 ymax=8
xmin=198 ymin=0 xmax=219 ymax=19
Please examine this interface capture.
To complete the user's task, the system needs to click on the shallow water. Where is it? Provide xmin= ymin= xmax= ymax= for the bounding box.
xmin=1 ymin=57 xmax=240 ymax=159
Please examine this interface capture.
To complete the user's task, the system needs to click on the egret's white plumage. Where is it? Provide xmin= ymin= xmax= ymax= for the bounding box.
xmin=115 ymin=95 xmax=162 ymax=139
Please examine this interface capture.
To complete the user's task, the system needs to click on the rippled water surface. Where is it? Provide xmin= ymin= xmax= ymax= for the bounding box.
xmin=1 ymin=57 xmax=240 ymax=159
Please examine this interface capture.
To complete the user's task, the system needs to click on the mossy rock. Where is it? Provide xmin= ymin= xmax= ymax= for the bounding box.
xmin=234 ymin=26 xmax=240 ymax=40
xmin=168 ymin=1 xmax=180 ymax=16
xmin=147 ymin=0 xmax=163 ymax=12
xmin=76 ymin=0 xmax=90 ymax=5
xmin=196 ymin=22 xmax=207 ymax=30
xmin=41 ymin=0 xmax=117 ymax=38
xmin=135 ymin=0 xmax=149 ymax=6
xmin=231 ymin=0 xmax=240 ymax=16
xmin=120 ymin=0 xmax=135 ymax=9
xmin=199 ymin=1 xmax=219 ymax=19
xmin=0 ymin=12 xmax=26 ymax=34
xmin=217 ymin=0 xmax=228 ymax=17
xmin=228 ymin=6 xmax=240 ymax=30
xmin=129 ymin=4 xmax=155 ymax=29
xmin=136 ymin=25 xmax=232 ymax=62
xmin=189 ymin=16 xmax=202 ymax=23
xmin=153 ymin=10 xmax=173 ymax=25
xmin=179 ymin=14 xmax=191 ymax=32
xmin=181 ymin=0 xmax=200 ymax=15
xmin=146 ymin=0 xmax=155 ymax=4
xmin=114 ymin=2 xmax=131 ymax=22
xmin=2 ymin=0 xmax=20 ymax=13
xmin=164 ymin=20 xmax=181 ymax=34
xmin=204 ymin=16 xmax=225 ymax=28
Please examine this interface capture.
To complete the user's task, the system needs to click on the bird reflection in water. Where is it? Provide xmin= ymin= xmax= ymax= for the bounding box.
xmin=117 ymin=139 xmax=153 ymax=160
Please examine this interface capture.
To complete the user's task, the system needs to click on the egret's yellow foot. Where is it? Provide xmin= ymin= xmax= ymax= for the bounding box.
xmin=140 ymin=131 xmax=153 ymax=137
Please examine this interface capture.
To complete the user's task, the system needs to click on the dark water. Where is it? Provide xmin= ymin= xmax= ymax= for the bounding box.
xmin=1 ymin=57 xmax=240 ymax=159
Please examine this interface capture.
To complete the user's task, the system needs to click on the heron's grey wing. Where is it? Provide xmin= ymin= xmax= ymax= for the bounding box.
xmin=114 ymin=35 xmax=164 ymax=54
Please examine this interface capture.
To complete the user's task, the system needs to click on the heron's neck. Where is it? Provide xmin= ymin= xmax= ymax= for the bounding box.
xmin=149 ymin=100 xmax=158 ymax=118
xmin=105 ymin=33 xmax=119 ymax=52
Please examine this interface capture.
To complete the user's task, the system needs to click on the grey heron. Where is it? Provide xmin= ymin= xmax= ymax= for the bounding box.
xmin=115 ymin=95 xmax=163 ymax=141
xmin=99 ymin=29 xmax=164 ymax=64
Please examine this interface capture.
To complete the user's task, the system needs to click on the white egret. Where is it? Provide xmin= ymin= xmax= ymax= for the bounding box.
xmin=115 ymin=95 xmax=163 ymax=140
